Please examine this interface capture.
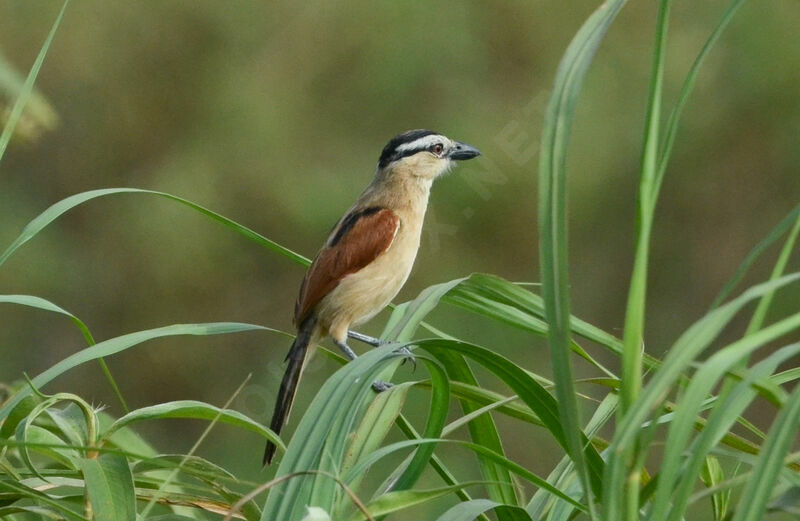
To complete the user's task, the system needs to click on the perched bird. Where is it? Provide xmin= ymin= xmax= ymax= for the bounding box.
xmin=264 ymin=129 xmax=481 ymax=464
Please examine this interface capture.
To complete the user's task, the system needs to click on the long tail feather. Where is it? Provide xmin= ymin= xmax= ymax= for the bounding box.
xmin=263 ymin=315 xmax=317 ymax=465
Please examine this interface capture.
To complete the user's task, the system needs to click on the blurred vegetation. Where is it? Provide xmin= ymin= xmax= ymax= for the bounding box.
xmin=1 ymin=1 xmax=799 ymax=518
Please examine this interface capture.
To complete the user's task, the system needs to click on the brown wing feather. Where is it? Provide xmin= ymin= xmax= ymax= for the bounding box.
xmin=294 ymin=208 xmax=400 ymax=325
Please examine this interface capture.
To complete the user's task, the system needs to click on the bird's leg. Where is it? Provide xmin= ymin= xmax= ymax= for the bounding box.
xmin=348 ymin=330 xmax=416 ymax=370
xmin=332 ymin=338 xmax=359 ymax=361
xmin=333 ymin=338 xmax=393 ymax=392
xmin=347 ymin=330 xmax=385 ymax=347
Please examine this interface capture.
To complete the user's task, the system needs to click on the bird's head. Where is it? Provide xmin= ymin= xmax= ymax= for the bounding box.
xmin=377 ymin=129 xmax=481 ymax=181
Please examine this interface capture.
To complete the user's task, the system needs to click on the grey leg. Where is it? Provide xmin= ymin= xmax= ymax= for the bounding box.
xmin=348 ymin=330 xmax=416 ymax=370
xmin=333 ymin=338 xmax=393 ymax=392
xmin=347 ymin=330 xmax=385 ymax=347
xmin=333 ymin=339 xmax=358 ymax=361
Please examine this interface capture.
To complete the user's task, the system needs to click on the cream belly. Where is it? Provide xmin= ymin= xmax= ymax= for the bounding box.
xmin=316 ymin=220 xmax=421 ymax=342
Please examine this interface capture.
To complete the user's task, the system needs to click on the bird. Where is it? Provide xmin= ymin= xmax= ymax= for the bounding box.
xmin=263 ymin=129 xmax=481 ymax=465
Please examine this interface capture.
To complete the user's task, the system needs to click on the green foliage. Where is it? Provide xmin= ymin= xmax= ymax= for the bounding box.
xmin=0 ymin=1 xmax=65 ymax=161
xmin=2 ymin=1 xmax=799 ymax=520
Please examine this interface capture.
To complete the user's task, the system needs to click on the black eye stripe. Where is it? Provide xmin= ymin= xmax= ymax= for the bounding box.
xmin=384 ymin=147 xmax=425 ymax=165
xmin=382 ymin=142 xmax=443 ymax=165
xmin=378 ymin=129 xmax=439 ymax=168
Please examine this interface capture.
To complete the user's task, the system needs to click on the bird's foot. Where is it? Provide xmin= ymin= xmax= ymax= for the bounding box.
xmin=347 ymin=331 xmax=416 ymax=369
xmin=398 ymin=346 xmax=417 ymax=371
xmin=372 ymin=380 xmax=394 ymax=392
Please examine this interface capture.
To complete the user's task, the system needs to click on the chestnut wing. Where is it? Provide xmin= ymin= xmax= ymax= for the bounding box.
xmin=294 ymin=207 xmax=400 ymax=325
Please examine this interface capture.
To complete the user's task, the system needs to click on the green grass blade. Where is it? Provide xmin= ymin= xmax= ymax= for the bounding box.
xmin=334 ymin=383 xmax=412 ymax=519
xmin=138 ymin=376 xmax=252 ymax=518
xmin=649 ymin=317 xmax=800 ymax=521
xmin=0 ymin=506 xmax=66 ymax=519
xmin=344 ymin=437 xmax=584 ymax=512
xmin=538 ymin=1 xmax=627 ymax=515
xmin=387 ymin=272 xmax=622 ymax=375
xmin=380 ymin=301 xmax=410 ymax=338
xmin=441 ymin=381 xmax=542 ymax=427
xmin=711 ymin=204 xmax=800 ymax=309
xmin=101 ymin=400 xmax=281 ymax=449
xmin=46 ymin=402 xmax=90 ymax=453
xmin=96 ymin=411 xmax=158 ymax=460
xmin=443 ymin=274 xmax=616 ymax=376
xmin=527 ymin=394 xmax=618 ymax=519
xmin=602 ymin=274 xmax=800 ymax=518
xmin=655 ymin=0 xmax=750 ymax=195
xmin=457 ymin=442 xmax=585 ymax=512
xmin=392 ymin=414 xmax=489 ymax=521
xmin=132 ymin=454 xmax=235 ymax=481
xmin=0 ymin=395 xmax=42 ymax=439
xmin=344 ymin=482 xmax=489 ymax=521
xmin=388 ymin=357 xmax=450 ymax=493
xmin=661 ymin=342 xmax=800 ymax=521
xmin=0 ymin=188 xmax=309 ymax=270
xmin=380 ymin=275 xmax=534 ymax=508
xmin=730 ymin=384 xmax=800 ymax=521
xmin=15 ymin=424 xmax=77 ymax=469
xmin=432 ymin=350 xmax=520 ymax=507
xmin=0 ymin=294 xmax=128 ymax=412
xmin=396 ymin=274 xmax=618 ymax=506
xmin=0 ymin=0 xmax=68 ymax=163
xmin=0 ymin=322 xmax=271 ymax=422
xmin=0 ymin=295 xmax=93 ymax=342
xmin=436 ymin=499 xmax=533 ymax=521
xmin=341 ymin=382 xmax=412 ymax=484
xmin=78 ymin=453 xmax=136 ymax=521
xmin=744 ymin=209 xmax=800 ymax=334
xmin=621 ymin=0 xmax=671 ymax=414
xmin=383 ymin=277 xmax=467 ymax=340
xmin=704 ymin=203 xmax=800 ymax=484
xmin=387 ymin=273 xmax=632 ymax=391
xmin=418 ymin=339 xmax=604 ymax=499
xmin=325 ymin=341 xmax=491 ymax=517
xmin=700 ymin=456 xmax=730 ymax=521
xmin=772 ymin=367 xmax=800 ymax=385
xmin=442 ymin=395 xmax=523 ymax=437
xmin=137 ymin=514 xmax=197 ymax=521
xmin=767 ymin=486 xmax=800 ymax=518
xmin=262 ymin=345 xmax=439 ymax=521
xmin=0 ymin=480 xmax=86 ymax=521
xmin=616 ymin=4 xmax=671 ymax=517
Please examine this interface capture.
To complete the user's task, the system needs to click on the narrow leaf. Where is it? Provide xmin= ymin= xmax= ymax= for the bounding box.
xmin=0 ymin=1 xmax=67 ymax=162
xmin=603 ymin=274 xmax=800 ymax=518
xmin=436 ymin=499 xmax=533 ymax=521
xmin=731 ymin=384 xmax=800 ymax=521
xmin=79 ymin=453 xmax=136 ymax=521
xmin=103 ymin=400 xmax=281 ymax=449
xmin=345 ymin=482 xmax=487 ymax=521
xmin=711 ymin=204 xmax=800 ymax=309
xmin=538 ymin=2 xmax=628 ymax=514
xmin=0 ymin=188 xmax=309 ymax=270
xmin=0 ymin=322 xmax=271 ymax=422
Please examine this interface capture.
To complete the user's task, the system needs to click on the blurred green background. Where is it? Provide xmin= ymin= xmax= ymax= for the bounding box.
xmin=1 ymin=0 xmax=798 ymax=510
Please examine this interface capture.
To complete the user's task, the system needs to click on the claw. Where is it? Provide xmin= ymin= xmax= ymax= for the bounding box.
xmin=398 ymin=346 xmax=417 ymax=371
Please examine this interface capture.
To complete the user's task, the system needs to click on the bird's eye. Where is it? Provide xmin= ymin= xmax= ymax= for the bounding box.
xmin=432 ymin=143 xmax=444 ymax=156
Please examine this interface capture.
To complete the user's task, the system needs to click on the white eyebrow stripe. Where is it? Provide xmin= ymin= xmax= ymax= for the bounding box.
xmin=395 ymin=134 xmax=446 ymax=153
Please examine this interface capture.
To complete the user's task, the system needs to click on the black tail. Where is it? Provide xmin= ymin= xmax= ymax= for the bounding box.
xmin=263 ymin=315 xmax=317 ymax=465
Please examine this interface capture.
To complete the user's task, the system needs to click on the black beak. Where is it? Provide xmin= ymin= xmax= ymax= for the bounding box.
xmin=448 ymin=141 xmax=481 ymax=161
